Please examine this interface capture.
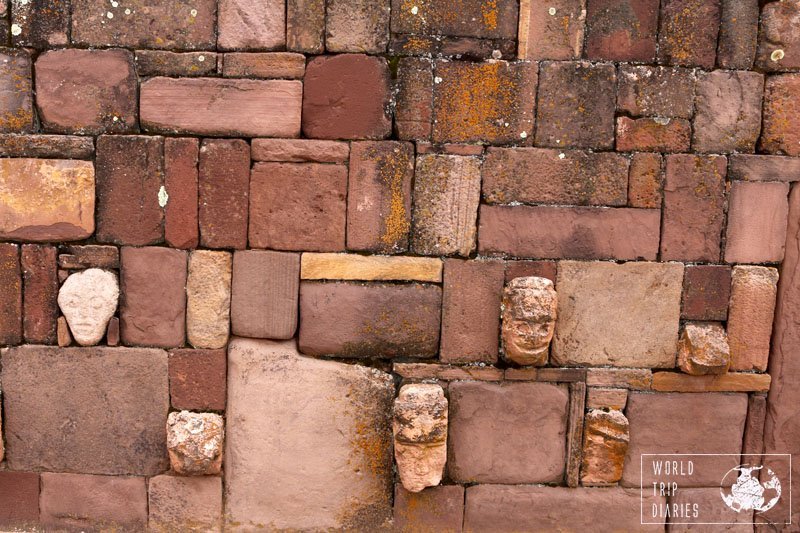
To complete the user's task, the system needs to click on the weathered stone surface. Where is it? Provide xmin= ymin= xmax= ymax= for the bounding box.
xmin=394 ymin=384 xmax=448 ymax=493
xmin=565 ymin=381 xmax=586 ymax=488
xmin=35 ymin=49 xmax=137 ymax=134
xmin=729 ymin=154 xmax=800 ymax=182
xmin=0 ymin=134 xmax=94 ymax=159
xmin=0 ymin=158 xmax=94 ymax=241
xmin=0 ymin=49 xmax=32 ymax=133
xmin=586 ymin=388 xmax=628 ymax=410
xmin=501 ymin=276 xmax=557 ymax=366
xmin=249 ymin=162 xmax=347 ymax=251
xmin=135 ymin=51 xmax=217 ymax=77
xmin=693 ymin=70 xmax=764 ymax=153
xmin=517 ymin=0 xmax=585 ymax=60
xmin=301 ymin=253 xmax=441 ymax=282
xmin=58 ymin=245 xmax=120 ymax=270
xmin=682 ymin=265 xmax=731 ymax=321
xmin=57 ymin=316 xmax=72 ymax=347
xmin=298 ymin=281 xmax=442 ymax=358
xmin=40 ymin=473 xmax=147 ymax=531
xmin=552 ymin=261 xmax=683 ymax=367
xmin=199 ymin=138 xmax=250 ymax=250
xmin=2 ymin=345 xmax=168 ymax=475
xmin=148 ymin=475 xmax=223 ymax=533
xmin=728 ymin=265 xmax=779 ymax=372
xmin=187 ymin=251 xmax=232 ymax=350
xmin=106 ymin=317 xmax=120 ymax=346
xmin=326 ymin=0 xmax=389 ymax=53
xmin=11 ymin=0 xmax=68 ymax=48
xmin=677 ymin=322 xmax=731 ymax=375
xmin=232 ymin=250 xmax=300 ymax=339
xmin=661 ymin=154 xmax=727 ymax=262
xmin=0 ymin=471 xmax=39 ymax=529
xmin=616 ymin=65 xmax=696 ymax=118
xmin=725 ymin=181 xmax=790 ymax=264
xmin=165 ymin=137 xmax=200 ymax=250
xmin=743 ymin=394 xmax=767 ymax=456
xmin=141 ymin=77 xmax=302 ymax=137
xmin=622 ymin=392 xmax=748 ymax=487
xmin=169 ymin=349 xmax=227 ymax=411
xmin=628 ymin=152 xmax=663 ymax=209
xmin=226 ymin=338 xmax=394 ymax=530
xmin=395 ymin=363 xmax=504 ymax=382
xmin=167 ymin=411 xmax=224 ymax=475
xmin=218 ymin=0 xmax=285 ymax=50
xmin=222 ymin=52 xmax=305 ymax=78
xmin=756 ymin=0 xmax=800 ymax=71
xmin=478 ymin=205 xmax=661 ymax=260
xmin=252 ymin=138 xmax=350 ymax=163
xmin=303 ymin=54 xmax=392 ymax=140
xmin=441 ymin=259 xmax=504 ymax=363
xmin=58 ymin=269 xmax=119 ymax=346
xmin=120 ymin=247 xmax=187 ymax=348
xmin=21 ymin=244 xmax=57 ymax=344
xmin=391 ymin=0 xmax=518 ymax=39
xmin=432 ymin=60 xmax=537 ymax=144
xmin=586 ymin=368 xmax=653 ymax=390
xmin=505 ymin=260 xmax=558 ymax=283
xmin=585 ymin=0 xmax=660 ymax=62
xmin=411 ymin=154 xmax=481 ymax=257
xmin=96 ymin=135 xmax=165 ymax=246
xmin=616 ymin=116 xmax=691 ymax=152
xmin=448 ymin=381 xmax=568 ymax=483
xmin=395 ymin=57 xmax=433 ymax=141
xmin=580 ymin=409 xmax=629 ymax=485
xmin=651 ymin=371 xmax=771 ymax=392
xmin=72 ymin=0 xmax=215 ymax=49
xmin=717 ymin=0 xmax=759 ymax=69
xmin=393 ymin=484 xmax=464 ymax=533
xmin=482 ymin=147 xmax=628 ymax=206
xmin=287 ymin=0 xmax=325 ymax=53
xmin=669 ymin=487 xmax=754 ymax=530
xmin=536 ymin=61 xmax=616 ymax=149
xmin=657 ymin=0 xmax=722 ymax=68
xmin=760 ymin=74 xmax=800 ymax=156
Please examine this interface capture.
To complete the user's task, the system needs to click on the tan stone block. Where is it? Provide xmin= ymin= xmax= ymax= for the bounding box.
xmin=393 ymin=363 xmax=504 ymax=382
xmin=148 ymin=475 xmax=222 ymax=533
xmin=586 ymin=388 xmax=628 ymax=410
xmin=301 ymin=253 xmax=442 ymax=282
xmin=651 ymin=372 xmax=771 ymax=392
xmin=580 ymin=409 xmax=629 ymax=485
xmin=586 ymin=368 xmax=653 ymax=390
xmin=727 ymin=265 xmax=779 ymax=371
xmin=187 ymin=251 xmax=232 ymax=350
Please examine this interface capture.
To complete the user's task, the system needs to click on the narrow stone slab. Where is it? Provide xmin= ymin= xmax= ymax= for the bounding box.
xmin=651 ymin=372 xmax=771 ymax=392
xmin=729 ymin=154 xmax=800 ymax=182
xmin=586 ymin=368 xmax=653 ymax=390
xmin=251 ymin=139 xmax=350 ymax=163
xmin=301 ymin=253 xmax=442 ymax=282
xmin=394 ymin=363 xmax=504 ymax=382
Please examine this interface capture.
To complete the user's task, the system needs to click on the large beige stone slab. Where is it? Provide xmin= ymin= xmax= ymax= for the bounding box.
xmin=187 ymin=251 xmax=232 ymax=350
xmin=225 ymin=337 xmax=394 ymax=531
xmin=301 ymin=253 xmax=442 ymax=282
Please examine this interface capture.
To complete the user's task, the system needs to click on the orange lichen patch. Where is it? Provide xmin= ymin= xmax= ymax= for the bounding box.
xmin=0 ymin=109 xmax=33 ymax=132
xmin=369 ymin=148 xmax=412 ymax=249
xmin=481 ymin=0 xmax=498 ymax=30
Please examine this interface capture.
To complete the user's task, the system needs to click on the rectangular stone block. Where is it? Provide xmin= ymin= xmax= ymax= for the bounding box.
xmin=0 ymin=49 xmax=33 ymax=132
xmin=617 ymin=65 xmax=696 ymax=119
xmin=729 ymin=154 xmax=800 ymax=182
xmin=187 ymin=251 xmax=232 ymax=350
xmin=756 ymin=0 xmax=800 ymax=72
xmin=135 ymin=51 xmax=218 ymax=77
xmin=585 ymin=0 xmax=659 ymax=62
xmin=301 ymin=253 xmax=441 ymax=282
xmin=0 ymin=134 xmax=94 ymax=159
xmin=218 ymin=0 xmax=285 ymax=50
xmin=586 ymin=368 xmax=653 ymax=390
xmin=587 ymin=388 xmax=628 ymax=410
xmin=0 ymin=243 xmax=21 ymax=346
xmin=163 ymin=138 xmax=200 ymax=249
xmin=394 ymin=363 xmax=504 ymax=382
xmin=552 ymin=261 xmax=683 ymax=368
xmin=616 ymin=116 xmax=691 ymax=153
xmin=58 ymin=245 xmax=119 ymax=270
xmin=395 ymin=58 xmax=433 ymax=140
xmin=326 ymin=0 xmax=390 ymax=53
xmin=141 ymin=77 xmax=302 ymax=137
xmin=394 ymin=485 xmax=464 ymax=533
xmin=743 ymin=394 xmax=767 ymax=456
xmin=717 ymin=0 xmax=758 ymax=69
xmin=222 ymin=52 xmax=306 ymax=79
xmin=725 ymin=181 xmax=790 ymax=264
xmin=148 ymin=475 xmax=223 ymax=533
xmin=681 ymin=265 xmax=731 ymax=321
xmin=251 ymin=139 xmax=349 ymax=163
xmin=727 ymin=265 xmax=779 ymax=372
xmin=0 ymin=471 xmax=39 ymax=530
xmin=505 ymin=260 xmax=558 ymax=283
xmin=287 ymin=0 xmax=325 ymax=53
xmin=391 ymin=0 xmax=519 ymax=39
xmin=11 ymin=0 xmax=68 ymax=48
xmin=199 ymin=139 xmax=250 ymax=250
xmin=169 ymin=349 xmax=227 ymax=411
xmin=760 ymin=74 xmax=800 ymax=156
xmin=657 ymin=0 xmax=722 ymax=68
xmin=518 ymin=0 xmax=585 ymax=60
xmin=669 ymin=487 xmax=754 ymax=530
xmin=651 ymin=372 xmax=771 ymax=392
xmin=628 ymin=152 xmax=663 ymax=209
xmin=21 ymin=244 xmax=57 ymax=345
xmin=2 ymin=346 xmax=169 ymax=475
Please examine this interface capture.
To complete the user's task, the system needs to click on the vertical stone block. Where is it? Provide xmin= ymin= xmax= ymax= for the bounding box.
xmin=165 ymin=138 xmax=199 ymax=250
xmin=169 ymin=349 xmax=227 ymax=412
xmin=287 ymin=0 xmax=325 ymax=53
xmin=580 ymin=409 xmax=629 ymax=485
xmin=217 ymin=0 xmax=285 ymax=50
xmin=395 ymin=58 xmax=434 ymax=141
xmin=326 ymin=0 xmax=389 ymax=53
xmin=728 ymin=265 xmax=779 ymax=372
xmin=0 ymin=48 xmax=33 ymax=133
xmin=725 ymin=181 xmax=790 ymax=264
xmin=0 ymin=243 xmax=21 ymax=346
xmin=199 ymin=139 xmax=250 ymax=250
xmin=167 ymin=411 xmax=224 ymax=475
xmin=717 ymin=0 xmax=759 ymax=69
xmin=518 ymin=0 xmax=585 ymax=60
xmin=756 ymin=0 xmax=800 ymax=71
xmin=21 ymin=244 xmax=57 ymax=344
xmin=657 ymin=0 xmax=722 ymax=69
xmin=187 ymin=251 xmax=232 ymax=350
xmin=628 ymin=152 xmax=663 ymax=209
xmin=760 ymin=74 xmax=800 ymax=157
xmin=681 ymin=265 xmax=731 ymax=321
xmin=0 ymin=471 xmax=39 ymax=530
xmin=585 ymin=0 xmax=659 ymax=62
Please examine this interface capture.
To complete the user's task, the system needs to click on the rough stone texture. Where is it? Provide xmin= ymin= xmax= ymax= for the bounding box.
xmin=552 ymin=261 xmax=683 ymax=367
xmin=482 ymin=147 xmax=628 ymax=206
xmin=0 ymin=49 xmax=32 ymax=133
xmin=226 ymin=338 xmax=394 ymax=531
xmin=668 ymin=487 xmax=755 ymax=530
xmin=135 ymin=51 xmax=218 ymax=77
xmin=301 ymin=253 xmax=442 ymax=282
xmin=40 ymin=473 xmax=147 ymax=531
xmin=580 ymin=409 xmax=629 ymax=485
xmin=693 ymin=70 xmax=764 ymax=154
xmin=169 ymin=349 xmax=227 ymax=411
xmin=148 ymin=475 xmax=223 ymax=533
xmin=501 ymin=276 xmax=557 ymax=366
xmin=0 ymin=134 xmax=95 ymax=159
xmin=326 ymin=0 xmax=389 ymax=53
xmin=725 ymin=181 xmax=790 ymax=264
xmin=0 ymin=471 xmax=39 ymax=529
xmin=505 ymin=260 xmax=557 ymax=283
xmin=252 ymin=138 xmax=350 ymax=163
xmin=106 ymin=317 xmax=120 ymax=346
xmin=393 ymin=384 xmax=448 ymax=493
xmin=393 ymin=484 xmax=464 ymax=533
xmin=616 ymin=65 xmax=696 ymax=119
xmin=231 ymin=250 xmax=300 ymax=339
xmin=2 ymin=345 xmax=169 ymax=475
xmin=222 ymin=52 xmax=306 ymax=78
xmin=432 ymin=60 xmax=537 ymax=144
xmin=395 ymin=58 xmax=433 ymax=141
xmin=217 ymin=0 xmax=285 ymax=50
xmin=586 ymin=368 xmax=653 ymax=389
xmin=35 ymin=49 xmax=137 ymax=134
xmin=661 ymin=154 xmax=727 ymax=262
xmin=302 ymin=54 xmax=392 ymax=140
xmin=58 ymin=269 xmax=119 ymax=346
xmin=743 ymin=394 xmax=767 ymax=456
xmin=622 ymin=392 xmax=748 ymax=487
xmin=397 ymin=363 xmax=504 ymax=382
xmin=57 ymin=315 xmax=71 ymax=347
xmin=141 ymin=77 xmax=302 ymax=137
xmin=198 ymin=139 xmax=250 ymax=250
xmin=478 ymin=205 xmax=661 ymax=260
xmin=585 ymin=0 xmax=660 ymax=62
xmin=727 ymin=265 xmax=780 ymax=372
xmin=249 ymin=162 xmax=347 ymax=251
xmin=760 ymin=74 xmax=800 ymax=156
xmin=565 ymin=381 xmax=586 ymax=488
xmin=0 ymin=158 xmax=95 ymax=241
xmin=120 ymin=247 xmax=187 ymax=348
xmin=756 ymin=0 xmax=800 ymax=72
xmin=59 ymin=245 xmax=120 ymax=270
xmin=657 ymin=0 xmax=722 ymax=69
xmin=287 ymin=0 xmax=325 ymax=53
xmin=718 ymin=0 xmax=759 ymax=69
xmin=441 ymin=259 xmax=504 ymax=363
xmin=628 ymin=152 xmax=663 ymax=209
xmin=347 ymin=141 xmax=414 ymax=253
xmin=677 ymin=322 xmax=731 ymax=375
xmin=187 ymin=251 xmax=232 ymax=350
xmin=586 ymin=388 xmax=628 ymax=410
xmin=536 ymin=61 xmax=616 ymax=149
xmin=21 ymin=244 xmax=57 ymax=344
xmin=616 ymin=117 xmax=691 ymax=153
xmin=651 ymin=371 xmax=771 ymax=392
xmin=165 ymin=137 xmax=199 ymax=250
xmin=729 ymin=154 xmax=800 ymax=182
xmin=411 ymin=154 xmax=481 ymax=257
xmin=517 ymin=0 xmax=585 ymax=60
xmin=11 ymin=0 xmax=69 ymax=48
xmin=391 ymin=0 xmax=518 ymax=39
xmin=298 ymin=281 xmax=442 ymax=358
xmin=167 ymin=411 xmax=224 ymax=475
xmin=682 ymin=265 xmax=731 ymax=321
xmin=448 ymin=381 xmax=568 ymax=484
xmin=95 ymin=135 xmax=165 ymax=246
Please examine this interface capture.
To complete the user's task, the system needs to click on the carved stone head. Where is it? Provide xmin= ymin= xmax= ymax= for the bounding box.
xmin=57 ymin=268 xmax=119 ymax=346
xmin=502 ymin=276 xmax=558 ymax=366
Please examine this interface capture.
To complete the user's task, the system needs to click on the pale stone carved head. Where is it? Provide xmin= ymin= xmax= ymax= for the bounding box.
xmin=57 ymin=268 xmax=119 ymax=346
xmin=501 ymin=276 xmax=558 ymax=366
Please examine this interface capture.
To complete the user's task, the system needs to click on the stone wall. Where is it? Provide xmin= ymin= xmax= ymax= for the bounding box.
xmin=0 ymin=0 xmax=798 ymax=531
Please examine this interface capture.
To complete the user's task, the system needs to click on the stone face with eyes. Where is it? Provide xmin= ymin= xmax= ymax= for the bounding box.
xmin=57 ymin=268 xmax=119 ymax=346
xmin=501 ymin=276 xmax=558 ymax=366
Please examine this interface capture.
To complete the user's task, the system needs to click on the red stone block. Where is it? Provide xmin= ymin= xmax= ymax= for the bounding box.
xmin=535 ymin=61 xmax=616 ymax=149
xmin=441 ymin=259 xmax=504 ymax=364
xmin=517 ymin=0 xmax=585 ymax=60
xmin=616 ymin=65 xmax=696 ymax=119
xmin=134 ymin=51 xmax=218 ymax=77
xmin=287 ymin=0 xmax=325 ymax=53
xmin=393 ymin=484 xmax=464 ymax=533
xmin=0 ymin=243 xmax=21 ymax=346
xmin=249 ymin=163 xmax=347 ymax=251
xmin=222 ymin=52 xmax=306 ymax=79
xmin=0 ymin=471 xmax=39 ymax=529
xmin=302 ymin=54 xmax=392 ymax=140
xmin=505 ymin=260 xmax=558 ymax=283
xmin=391 ymin=0 xmax=519 ymax=39
xmin=661 ymin=154 xmax=727 ymax=262
xmin=628 ymin=152 xmax=663 ymax=209
xmin=682 ymin=265 xmax=732 ymax=321
xmin=657 ymin=0 xmax=722 ymax=69
xmin=0 ymin=49 xmax=33 ymax=133
xmin=725 ymin=181 xmax=790 ymax=264
xmin=616 ymin=116 xmax=691 ymax=153
xmin=756 ymin=0 xmax=800 ymax=72
xmin=11 ymin=0 xmax=68 ymax=48
xmin=199 ymin=139 xmax=250 ymax=250
xmin=585 ymin=0 xmax=659 ymax=62
xmin=21 ymin=244 xmax=57 ymax=345
xmin=760 ymin=74 xmax=800 ymax=157
xmin=96 ymin=135 xmax=165 ymax=246
xmin=395 ymin=57 xmax=433 ymax=141
xmin=218 ymin=0 xmax=285 ymax=50
xmin=165 ymin=138 xmax=199 ymax=250
xmin=169 ymin=349 xmax=227 ymax=411
xmin=251 ymin=139 xmax=350 ymax=164
xmin=717 ymin=0 xmax=759 ymax=69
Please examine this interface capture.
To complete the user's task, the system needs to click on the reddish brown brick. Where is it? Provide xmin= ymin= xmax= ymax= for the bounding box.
xmin=96 ymin=135 xmax=165 ymax=246
xmin=0 ymin=134 xmax=94 ymax=159
xmin=657 ymin=0 xmax=722 ymax=69
xmin=441 ymin=259 xmax=504 ymax=364
xmin=756 ymin=0 xmax=800 ymax=72
xmin=21 ymin=244 xmax=57 ymax=345
xmin=391 ymin=34 xmax=516 ymax=59
xmin=725 ymin=181 xmax=790 ymax=264
xmin=661 ymin=154 xmax=727 ymax=262
xmin=0 ymin=243 xmax=21 ymax=346
xmin=287 ymin=0 xmax=325 ymax=53
xmin=326 ymin=0 xmax=389 ymax=53
xmin=760 ymin=74 xmax=800 ymax=156
xmin=585 ymin=0 xmax=659 ymax=62
xmin=222 ymin=52 xmax=306 ymax=79
xmin=681 ymin=265 xmax=731 ymax=321
xmin=11 ymin=0 xmax=68 ymax=48
xmin=535 ymin=61 xmax=616 ymax=149
xmin=58 ymin=245 xmax=120 ymax=270
xmin=729 ymin=154 xmax=800 ymax=182
xmin=251 ymin=139 xmax=349 ymax=163
xmin=218 ymin=0 xmax=285 ymax=50
xmin=505 ymin=260 xmax=558 ymax=283
xmin=199 ymin=139 xmax=250 ymax=250
xmin=302 ymin=54 xmax=392 ymax=140
xmin=134 ymin=51 xmax=218 ymax=77
xmin=717 ymin=0 xmax=759 ymax=69
xmin=250 ymin=163 xmax=347 ymax=251
xmin=616 ymin=117 xmax=691 ymax=152
xmin=616 ymin=65 xmax=696 ymax=119
xmin=395 ymin=57 xmax=433 ymax=141
xmin=393 ymin=484 xmax=464 ymax=533
xmin=517 ymin=0 xmax=585 ymax=60
xmin=628 ymin=152 xmax=663 ymax=209
xmin=165 ymin=138 xmax=199 ymax=250
xmin=391 ymin=0 xmax=519 ymax=39
xmin=0 ymin=48 xmax=33 ymax=133
xmin=169 ymin=349 xmax=227 ymax=411
xmin=0 ymin=471 xmax=39 ymax=529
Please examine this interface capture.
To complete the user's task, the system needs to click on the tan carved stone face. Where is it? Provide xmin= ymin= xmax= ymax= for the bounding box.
xmin=502 ymin=276 xmax=558 ymax=366
xmin=57 ymin=268 xmax=119 ymax=346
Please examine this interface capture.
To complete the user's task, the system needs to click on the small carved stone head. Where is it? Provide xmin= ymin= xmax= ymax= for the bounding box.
xmin=57 ymin=268 xmax=119 ymax=346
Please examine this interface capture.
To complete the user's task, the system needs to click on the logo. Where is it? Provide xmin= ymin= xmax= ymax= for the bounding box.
xmin=720 ymin=464 xmax=782 ymax=513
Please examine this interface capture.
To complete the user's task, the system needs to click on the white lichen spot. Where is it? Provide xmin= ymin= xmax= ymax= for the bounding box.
xmin=18 ymin=0 xmax=29 ymax=5
xmin=112 ymin=115 xmax=119 ymax=122
xmin=491 ymin=49 xmax=502 ymax=59
xmin=558 ymin=152 xmax=566 ymax=159
xmin=10 ymin=24 xmax=22 ymax=36
xmin=771 ymin=49 xmax=785 ymax=62
xmin=548 ymin=6 xmax=557 ymax=15
xmin=158 ymin=186 xmax=169 ymax=208
xmin=411 ymin=5 xmax=419 ymax=15
xmin=520 ymin=131 xmax=528 ymax=139
xmin=107 ymin=11 xmax=114 ymax=18
xmin=125 ymin=8 xmax=131 ymax=14
xmin=110 ymin=0 xmax=118 ymax=6
xmin=654 ymin=117 xmax=671 ymax=125
xmin=198 ymin=55 xmax=205 ymax=62
xmin=504 ymin=122 xmax=510 ymax=127
xmin=555 ymin=139 xmax=561 ymax=144
xmin=190 ymin=8 xmax=198 ymax=16
xmin=434 ymin=76 xmax=443 ymax=84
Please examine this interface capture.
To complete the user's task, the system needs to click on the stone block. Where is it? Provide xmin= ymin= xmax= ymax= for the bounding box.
xmin=58 ymin=245 xmax=119 ymax=270
xmin=393 ymin=484 xmax=464 ymax=533
xmin=21 ymin=244 xmax=58 ymax=344
xmin=682 ymin=265 xmax=731 ymax=321
xmin=301 ymin=253 xmax=441 ymax=282
xmin=165 ymin=137 xmax=200 ymax=250
xmin=169 ymin=349 xmax=227 ymax=411
xmin=718 ymin=0 xmax=759 ymax=69
xmin=505 ymin=260 xmax=558 ymax=283
xmin=628 ymin=152 xmax=663 ymax=209
xmin=585 ymin=0 xmax=659 ymax=62
xmin=395 ymin=57 xmax=433 ymax=140
xmin=518 ymin=0 xmax=585 ymax=60
xmin=287 ymin=0 xmax=325 ymax=53
xmin=0 ymin=471 xmax=39 ymax=529
xmin=586 ymin=388 xmax=628 ymax=410
xmin=727 ymin=266 xmax=779 ymax=372
xmin=135 ymin=51 xmax=217 ymax=77
xmin=760 ymin=73 xmax=800 ymax=156
xmin=725 ymin=181 xmax=790 ymax=264
xmin=222 ymin=52 xmax=306 ymax=79
xmin=187 ymin=251 xmax=232 ymax=350
xmin=616 ymin=116 xmax=691 ymax=152
xmin=657 ymin=0 xmax=722 ymax=68
xmin=167 ymin=411 xmax=224 ymax=475
xmin=586 ymin=368 xmax=653 ymax=390
xmin=198 ymin=138 xmax=250 ymax=250
xmin=616 ymin=65 xmax=696 ymax=118
xmin=729 ymin=154 xmax=800 ymax=182
xmin=580 ymin=409 xmax=629 ymax=485
xmin=0 ymin=48 xmax=32 ymax=132
xmin=218 ymin=0 xmax=285 ymax=50
xmin=326 ymin=0 xmax=389 ymax=53
xmin=148 ymin=475 xmax=223 ymax=533
xmin=651 ymin=372 xmax=771 ymax=392
xmin=501 ymin=276 xmax=557 ymax=366
xmin=756 ymin=0 xmax=800 ymax=71
xmin=0 ymin=134 xmax=94 ymax=159
xmin=677 ymin=322 xmax=731 ymax=376
xmin=693 ymin=70 xmax=764 ymax=153
xmin=58 ymin=268 xmax=119 ymax=347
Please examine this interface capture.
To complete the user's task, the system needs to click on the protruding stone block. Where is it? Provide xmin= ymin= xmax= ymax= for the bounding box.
xmin=57 ymin=269 xmax=119 ymax=347
xmin=167 ymin=411 xmax=224 ymax=476
xmin=187 ymin=251 xmax=232 ymax=350
xmin=580 ymin=409 xmax=629 ymax=486
xmin=21 ymin=244 xmax=58 ymax=345
xmin=501 ymin=277 xmax=557 ymax=366
xmin=0 ymin=471 xmax=39 ymax=530
xmin=677 ymin=322 xmax=731 ymax=375
xmin=727 ymin=265 xmax=779 ymax=371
